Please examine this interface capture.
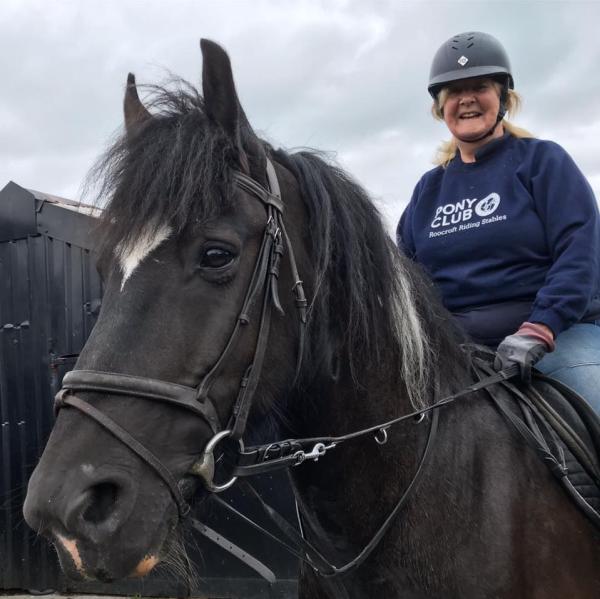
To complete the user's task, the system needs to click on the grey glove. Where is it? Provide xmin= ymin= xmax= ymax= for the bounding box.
xmin=494 ymin=334 xmax=548 ymax=382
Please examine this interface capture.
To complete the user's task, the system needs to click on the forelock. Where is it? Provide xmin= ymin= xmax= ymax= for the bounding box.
xmin=88 ymin=78 xmax=243 ymax=264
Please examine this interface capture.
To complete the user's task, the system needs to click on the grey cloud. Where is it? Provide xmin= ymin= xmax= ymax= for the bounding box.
xmin=1 ymin=0 xmax=598 ymax=230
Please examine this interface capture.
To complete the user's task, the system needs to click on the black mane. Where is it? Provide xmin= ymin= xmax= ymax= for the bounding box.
xmin=90 ymin=79 xmax=243 ymax=262
xmin=274 ymin=150 xmax=467 ymax=402
xmin=90 ymin=77 xmax=467 ymax=405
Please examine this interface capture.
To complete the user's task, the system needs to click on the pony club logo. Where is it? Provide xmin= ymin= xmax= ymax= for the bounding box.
xmin=429 ymin=192 xmax=505 ymax=237
xmin=474 ymin=192 xmax=500 ymax=216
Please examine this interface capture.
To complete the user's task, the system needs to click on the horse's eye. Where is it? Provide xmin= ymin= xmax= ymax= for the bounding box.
xmin=200 ymin=247 xmax=235 ymax=269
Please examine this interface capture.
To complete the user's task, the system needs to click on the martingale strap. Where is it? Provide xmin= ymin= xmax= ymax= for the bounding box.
xmin=214 ymin=409 xmax=440 ymax=578
xmin=186 ymin=364 xmax=523 ymax=581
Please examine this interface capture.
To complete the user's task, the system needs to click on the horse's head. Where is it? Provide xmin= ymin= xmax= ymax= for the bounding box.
xmin=23 ymin=40 xmax=308 ymax=581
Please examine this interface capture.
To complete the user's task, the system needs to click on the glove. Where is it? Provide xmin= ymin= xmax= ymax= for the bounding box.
xmin=494 ymin=334 xmax=548 ymax=383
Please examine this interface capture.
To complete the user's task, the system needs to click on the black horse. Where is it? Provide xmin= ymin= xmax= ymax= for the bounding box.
xmin=24 ymin=40 xmax=599 ymax=598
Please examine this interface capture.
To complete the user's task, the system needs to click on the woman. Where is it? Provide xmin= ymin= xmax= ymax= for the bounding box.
xmin=397 ymin=31 xmax=600 ymax=413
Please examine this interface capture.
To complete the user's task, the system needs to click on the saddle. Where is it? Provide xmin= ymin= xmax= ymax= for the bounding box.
xmin=470 ymin=350 xmax=600 ymax=528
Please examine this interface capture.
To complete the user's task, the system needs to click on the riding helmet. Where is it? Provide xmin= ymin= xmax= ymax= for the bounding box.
xmin=428 ymin=32 xmax=514 ymax=99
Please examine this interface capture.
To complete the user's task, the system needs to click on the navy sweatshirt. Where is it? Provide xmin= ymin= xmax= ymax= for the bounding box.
xmin=397 ymin=133 xmax=600 ymax=345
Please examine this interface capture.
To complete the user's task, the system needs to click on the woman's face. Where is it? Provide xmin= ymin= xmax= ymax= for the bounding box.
xmin=440 ymin=78 xmax=501 ymax=142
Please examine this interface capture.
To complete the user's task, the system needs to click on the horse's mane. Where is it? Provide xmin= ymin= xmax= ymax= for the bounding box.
xmin=273 ymin=149 xmax=467 ymax=408
xmin=89 ymin=78 xmax=467 ymax=409
xmin=89 ymin=79 xmax=239 ymax=262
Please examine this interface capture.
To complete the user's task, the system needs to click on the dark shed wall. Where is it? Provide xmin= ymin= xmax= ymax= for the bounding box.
xmin=0 ymin=228 xmax=102 ymax=590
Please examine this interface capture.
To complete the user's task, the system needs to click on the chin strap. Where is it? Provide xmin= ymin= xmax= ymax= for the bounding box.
xmin=458 ymin=119 xmax=501 ymax=144
xmin=457 ymin=112 xmax=503 ymax=144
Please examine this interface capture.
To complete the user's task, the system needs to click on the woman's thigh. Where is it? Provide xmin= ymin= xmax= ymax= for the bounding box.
xmin=536 ymin=323 xmax=600 ymax=414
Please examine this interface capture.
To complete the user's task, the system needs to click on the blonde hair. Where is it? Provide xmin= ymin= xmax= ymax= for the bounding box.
xmin=431 ymin=82 xmax=534 ymax=167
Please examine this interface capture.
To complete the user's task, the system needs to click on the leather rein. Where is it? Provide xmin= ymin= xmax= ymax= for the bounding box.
xmin=53 ymin=158 xmax=520 ymax=581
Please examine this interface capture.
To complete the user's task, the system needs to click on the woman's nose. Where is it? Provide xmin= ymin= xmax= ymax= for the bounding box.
xmin=458 ymin=93 xmax=476 ymax=105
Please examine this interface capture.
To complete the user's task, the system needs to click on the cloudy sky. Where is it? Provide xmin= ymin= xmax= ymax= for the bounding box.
xmin=1 ymin=0 xmax=599 ymax=232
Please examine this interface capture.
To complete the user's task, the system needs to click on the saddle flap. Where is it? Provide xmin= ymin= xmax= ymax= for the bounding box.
xmin=471 ymin=353 xmax=600 ymax=529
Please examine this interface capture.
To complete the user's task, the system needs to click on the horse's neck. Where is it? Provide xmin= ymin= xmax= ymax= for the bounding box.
xmin=296 ymin=368 xmax=417 ymax=438
xmin=290 ymin=363 xmax=477 ymax=562
xmin=289 ymin=376 xmax=454 ymax=591
xmin=291 ymin=372 xmax=428 ymax=538
xmin=293 ymin=358 xmax=600 ymax=595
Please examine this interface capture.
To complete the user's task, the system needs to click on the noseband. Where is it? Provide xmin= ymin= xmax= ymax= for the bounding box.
xmin=54 ymin=157 xmax=308 ymax=516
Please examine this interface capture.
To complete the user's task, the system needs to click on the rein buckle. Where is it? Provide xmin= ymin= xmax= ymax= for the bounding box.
xmin=292 ymin=442 xmax=335 ymax=466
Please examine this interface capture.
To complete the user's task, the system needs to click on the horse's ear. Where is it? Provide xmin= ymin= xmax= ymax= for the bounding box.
xmin=124 ymin=73 xmax=151 ymax=136
xmin=200 ymin=39 xmax=249 ymax=171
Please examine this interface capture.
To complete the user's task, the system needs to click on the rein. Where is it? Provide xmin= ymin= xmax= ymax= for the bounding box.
xmin=233 ymin=363 xmax=519 ymax=478
xmin=53 ymin=158 xmax=520 ymax=580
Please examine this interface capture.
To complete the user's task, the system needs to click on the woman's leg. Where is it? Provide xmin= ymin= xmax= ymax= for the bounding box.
xmin=536 ymin=323 xmax=600 ymax=415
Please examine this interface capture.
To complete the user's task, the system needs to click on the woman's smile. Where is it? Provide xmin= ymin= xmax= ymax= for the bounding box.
xmin=440 ymin=77 xmax=504 ymax=151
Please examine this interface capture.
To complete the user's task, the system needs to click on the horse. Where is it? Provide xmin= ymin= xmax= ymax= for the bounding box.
xmin=23 ymin=39 xmax=600 ymax=598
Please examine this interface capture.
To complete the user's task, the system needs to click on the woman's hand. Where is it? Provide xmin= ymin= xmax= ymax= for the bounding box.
xmin=494 ymin=322 xmax=555 ymax=382
xmin=494 ymin=334 xmax=548 ymax=382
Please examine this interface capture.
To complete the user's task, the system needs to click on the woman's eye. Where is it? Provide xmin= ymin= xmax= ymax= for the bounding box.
xmin=200 ymin=247 xmax=235 ymax=269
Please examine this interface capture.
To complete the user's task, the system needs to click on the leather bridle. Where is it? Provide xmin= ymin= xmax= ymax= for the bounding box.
xmin=53 ymin=157 xmax=524 ymax=581
xmin=54 ymin=157 xmax=308 ymax=517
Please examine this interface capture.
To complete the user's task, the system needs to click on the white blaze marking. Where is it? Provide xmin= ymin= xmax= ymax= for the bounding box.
xmin=117 ymin=225 xmax=172 ymax=291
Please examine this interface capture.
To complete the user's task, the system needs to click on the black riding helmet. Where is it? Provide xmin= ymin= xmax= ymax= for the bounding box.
xmin=429 ymin=32 xmax=514 ymax=141
xmin=428 ymin=32 xmax=514 ymax=99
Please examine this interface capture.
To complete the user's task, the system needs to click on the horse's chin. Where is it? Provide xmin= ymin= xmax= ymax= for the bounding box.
xmin=50 ymin=506 xmax=178 ymax=581
xmin=52 ymin=535 xmax=167 ymax=581
xmin=50 ymin=476 xmax=206 ymax=582
xmin=53 ymin=533 xmax=90 ymax=581
xmin=130 ymin=555 xmax=161 ymax=577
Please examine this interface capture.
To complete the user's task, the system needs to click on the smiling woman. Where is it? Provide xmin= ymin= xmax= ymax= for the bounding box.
xmin=429 ymin=34 xmax=532 ymax=166
xmin=437 ymin=78 xmax=505 ymax=155
xmin=397 ymin=31 xmax=600 ymax=415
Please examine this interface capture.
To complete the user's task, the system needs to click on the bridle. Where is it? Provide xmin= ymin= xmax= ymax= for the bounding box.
xmin=53 ymin=157 xmax=522 ymax=581
xmin=54 ymin=157 xmax=308 ymax=516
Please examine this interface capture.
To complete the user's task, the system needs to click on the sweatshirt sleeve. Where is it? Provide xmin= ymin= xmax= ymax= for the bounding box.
xmin=526 ymin=142 xmax=600 ymax=335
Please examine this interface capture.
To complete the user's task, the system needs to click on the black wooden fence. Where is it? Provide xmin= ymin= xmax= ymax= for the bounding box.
xmin=0 ymin=182 xmax=298 ymax=598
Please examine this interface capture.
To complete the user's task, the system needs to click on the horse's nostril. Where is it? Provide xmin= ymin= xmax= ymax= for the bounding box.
xmin=82 ymin=482 xmax=120 ymax=525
